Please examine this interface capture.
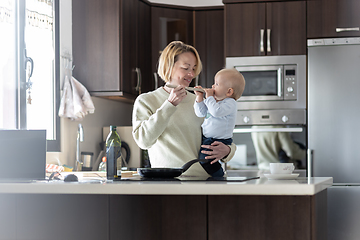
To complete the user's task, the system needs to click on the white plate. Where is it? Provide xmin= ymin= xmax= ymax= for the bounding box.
xmin=264 ymin=173 xmax=299 ymax=180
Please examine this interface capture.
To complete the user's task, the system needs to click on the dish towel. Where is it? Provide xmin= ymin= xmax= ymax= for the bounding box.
xmin=58 ymin=76 xmax=95 ymax=121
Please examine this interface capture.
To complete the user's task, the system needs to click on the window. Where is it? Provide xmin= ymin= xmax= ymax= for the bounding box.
xmin=0 ymin=0 xmax=60 ymax=151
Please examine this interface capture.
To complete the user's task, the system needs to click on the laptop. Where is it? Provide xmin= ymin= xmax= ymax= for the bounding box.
xmin=0 ymin=129 xmax=46 ymax=182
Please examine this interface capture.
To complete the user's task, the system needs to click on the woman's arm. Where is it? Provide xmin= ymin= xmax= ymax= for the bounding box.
xmin=132 ymin=86 xmax=187 ymax=149
xmin=132 ymin=96 xmax=176 ymax=149
xmin=200 ymin=141 xmax=236 ymax=164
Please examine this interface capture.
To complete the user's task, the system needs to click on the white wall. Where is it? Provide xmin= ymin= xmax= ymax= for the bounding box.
xmin=46 ymin=0 xmax=133 ymax=169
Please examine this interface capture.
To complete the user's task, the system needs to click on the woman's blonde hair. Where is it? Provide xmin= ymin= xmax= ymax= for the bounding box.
xmin=157 ymin=41 xmax=202 ymax=83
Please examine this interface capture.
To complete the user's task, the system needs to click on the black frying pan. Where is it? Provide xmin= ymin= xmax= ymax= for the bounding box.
xmin=137 ymin=159 xmax=207 ymax=178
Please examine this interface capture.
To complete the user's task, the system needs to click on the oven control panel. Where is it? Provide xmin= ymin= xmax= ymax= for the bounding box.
xmin=236 ymin=109 xmax=306 ymax=125
xmin=284 ymin=65 xmax=297 ymax=100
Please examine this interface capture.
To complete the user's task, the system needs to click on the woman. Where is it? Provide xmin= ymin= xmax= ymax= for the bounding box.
xmin=132 ymin=41 xmax=235 ymax=177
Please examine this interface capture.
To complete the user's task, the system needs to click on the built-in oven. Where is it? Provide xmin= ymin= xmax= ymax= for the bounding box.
xmin=228 ymin=122 xmax=307 ymax=172
xmin=226 ymin=55 xmax=306 ymax=110
xmin=227 ymin=108 xmax=307 ymax=171
xmin=224 ymin=55 xmax=307 ymax=172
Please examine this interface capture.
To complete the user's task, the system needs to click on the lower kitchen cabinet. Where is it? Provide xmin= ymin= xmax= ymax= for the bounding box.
xmin=0 ymin=192 xmax=326 ymax=240
xmin=0 ymin=194 xmax=109 ymax=240
xmin=208 ymin=190 xmax=327 ymax=240
xmin=109 ymin=195 xmax=207 ymax=240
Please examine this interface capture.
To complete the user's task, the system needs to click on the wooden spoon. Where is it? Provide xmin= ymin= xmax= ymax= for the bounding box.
xmin=165 ymin=83 xmax=205 ymax=93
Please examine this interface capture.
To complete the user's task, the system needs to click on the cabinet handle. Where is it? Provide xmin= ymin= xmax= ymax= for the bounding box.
xmin=267 ymin=29 xmax=271 ymax=52
xmin=153 ymin=72 xmax=158 ymax=89
xmin=260 ymin=29 xmax=264 ymax=53
xmin=336 ymin=27 xmax=360 ymax=32
xmin=135 ymin=68 xmax=142 ymax=94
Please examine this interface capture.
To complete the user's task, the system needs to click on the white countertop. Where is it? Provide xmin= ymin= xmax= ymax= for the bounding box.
xmin=0 ymin=175 xmax=333 ymax=196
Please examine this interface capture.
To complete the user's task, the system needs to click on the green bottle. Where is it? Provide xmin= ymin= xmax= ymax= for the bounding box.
xmin=106 ymin=125 xmax=122 ymax=180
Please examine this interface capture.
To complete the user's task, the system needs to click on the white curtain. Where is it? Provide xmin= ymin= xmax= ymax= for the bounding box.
xmin=25 ymin=0 xmax=55 ymax=139
xmin=0 ymin=0 xmax=16 ymax=129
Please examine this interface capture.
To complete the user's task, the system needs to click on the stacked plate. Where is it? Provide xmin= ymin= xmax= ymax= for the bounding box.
xmin=264 ymin=173 xmax=299 ymax=180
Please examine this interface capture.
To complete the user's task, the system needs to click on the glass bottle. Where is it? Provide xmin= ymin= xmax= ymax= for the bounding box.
xmin=98 ymin=156 xmax=107 ymax=171
xmin=106 ymin=126 xmax=122 ymax=180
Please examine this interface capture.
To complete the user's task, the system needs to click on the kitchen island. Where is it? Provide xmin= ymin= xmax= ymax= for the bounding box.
xmin=0 ymin=176 xmax=332 ymax=240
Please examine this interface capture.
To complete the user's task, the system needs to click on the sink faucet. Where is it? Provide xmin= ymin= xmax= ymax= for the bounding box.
xmin=75 ymin=123 xmax=84 ymax=171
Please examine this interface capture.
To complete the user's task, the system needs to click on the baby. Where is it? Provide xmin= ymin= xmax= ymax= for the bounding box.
xmin=194 ymin=68 xmax=245 ymax=177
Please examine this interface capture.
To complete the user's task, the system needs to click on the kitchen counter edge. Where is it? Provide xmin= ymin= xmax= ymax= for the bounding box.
xmin=0 ymin=177 xmax=333 ymax=196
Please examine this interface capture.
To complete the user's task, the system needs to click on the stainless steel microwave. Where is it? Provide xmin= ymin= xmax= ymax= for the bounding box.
xmin=226 ymin=55 xmax=306 ymax=110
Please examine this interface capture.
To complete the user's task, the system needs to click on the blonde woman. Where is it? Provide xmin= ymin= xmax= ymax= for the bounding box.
xmin=132 ymin=41 xmax=235 ymax=177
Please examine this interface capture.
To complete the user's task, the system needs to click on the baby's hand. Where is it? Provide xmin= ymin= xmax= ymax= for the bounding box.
xmin=204 ymin=88 xmax=214 ymax=98
xmin=194 ymin=86 xmax=204 ymax=102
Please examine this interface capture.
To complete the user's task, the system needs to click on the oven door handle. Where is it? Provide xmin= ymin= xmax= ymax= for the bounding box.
xmin=233 ymin=127 xmax=303 ymax=133
xmin=277 ymin=67 xmax=283 ymax=97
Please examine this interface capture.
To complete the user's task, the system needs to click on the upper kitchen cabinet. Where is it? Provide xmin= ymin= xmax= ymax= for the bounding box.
xmin=136 ymin=1 xmax=152 ymax=94
xmin=225 ymin=1 xmax=306 ymax=57
xmin=72 ymin=0 xmax=151 ymax=101
xmin=151 ymin=5 xmax=193 ymax=87
xmin=194 ymin=8 xmax=224 ymax=88
xmin=307 ymin=0 xmax=360 ymax=38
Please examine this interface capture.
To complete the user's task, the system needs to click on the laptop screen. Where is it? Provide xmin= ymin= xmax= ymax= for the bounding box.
xmin=0 ymin=130 xmax=46 ymax=181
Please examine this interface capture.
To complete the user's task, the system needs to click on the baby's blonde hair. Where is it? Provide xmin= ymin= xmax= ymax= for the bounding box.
xmin=215 ymin=68 xmax=246 ymax=100
xmin=157 ymin=41 xmax=202 ymax=82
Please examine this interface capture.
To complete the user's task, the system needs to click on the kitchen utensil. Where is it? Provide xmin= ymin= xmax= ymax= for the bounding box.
xmin=64 ymin=174 xmax=78 ymax=182
xmin=137 ymin=159 xmax=207 ymax=178
xmin=165 ymin=83 xmax=205 ymax=93
xmin=81 ymin=152 xmax=93 ymax=171
xmin=121 ymin=141 xmax=131 ymax=165
xmin=93 ymin=141 xmax=131 ymax=171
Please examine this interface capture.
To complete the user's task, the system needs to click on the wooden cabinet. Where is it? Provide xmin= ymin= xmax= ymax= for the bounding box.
xmin=72 ymin=0 xmax=151 ymax=101
xmin=208 ymin=191 xmax=327 ymax=240
xmin=307 ymin=0 xmax=360 ymax=38
xmin=151 ymin=5 xmax=193 ymax=87
xmin=1 ymin=192 xmax=327 ymax=240
xmin=137 ymin=1 xmax=152 ymax=94
xmin=109 ymin=195 xmax=207 ymax=240
xmin=194 ymin=8 xmax=224 ymax=88
xmin=225 ymin=1 xmax=306 ymax=57
xmin=122 ymin=0 xmax=152 ymax=95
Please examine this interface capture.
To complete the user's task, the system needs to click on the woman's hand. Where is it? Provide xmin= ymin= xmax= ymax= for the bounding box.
xmin=201 ymin=141 xmax=231 ymax=164
xmin=167 ymin=85 xmax=187 ymax=106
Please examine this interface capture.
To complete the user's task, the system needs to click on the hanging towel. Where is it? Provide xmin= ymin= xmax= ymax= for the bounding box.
xmin=58 ymin=76 xmax=95 ymax=121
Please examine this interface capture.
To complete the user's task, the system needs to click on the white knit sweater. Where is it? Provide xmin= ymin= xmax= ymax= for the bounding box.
xmin=132 ymin=87 xmax=235 ymax=177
